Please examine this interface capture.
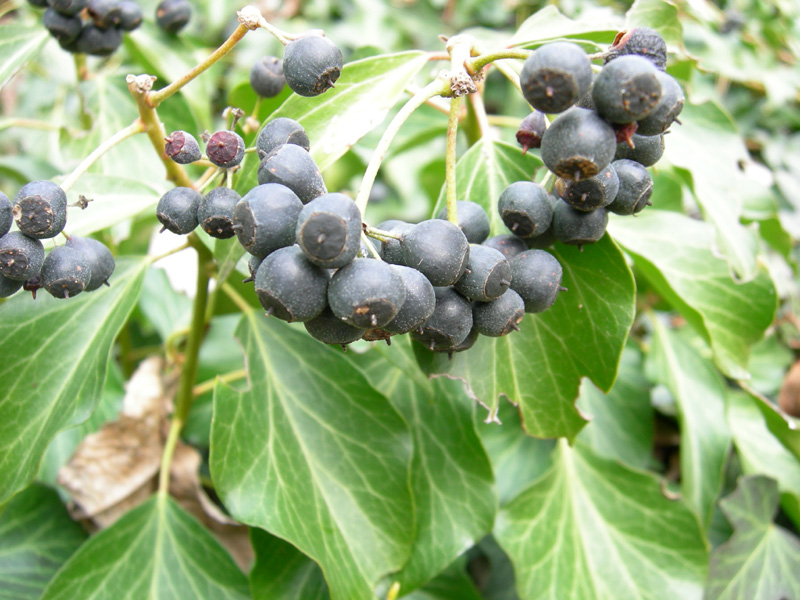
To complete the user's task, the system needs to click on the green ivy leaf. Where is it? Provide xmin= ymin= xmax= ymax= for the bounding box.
xmin=510 ymin=5 xmax=620 ymax=47
xmin=210 ymin=315 xmax=415 ymax=600
xmin=432 ymin=140 xmax=543 ymax=237
xmin=416 ymin=235 xmax=635 ymax=442
xmin=0 ymin=24 xmax=49 ymax=90
xmin=609 ymin=209 xmax=777 ymax=379
xmin=576 ymin=345 xmax=654 ymax=470
xmin=726 ymin=392 xmax=800 ymax=526
xmin=60 ymin=174 xmax=165 ymax=237
xmin=250 ymin=529 xmax=328 ymax=600
xmin=40 ymin=495 xmax=249 ymax=599
xmin=0 ymin=484 xmax=86 ymax=600
xmin=648 ymin=318 xmax=731 ymax=529
xmin=662 ymin=102 xmax=761 ymax=280
xmin=705 ymin=475 xmax=800 ymax=600
xmin=0 ymin=259 xmax=148 ymax=505
xmin=277 ymin=52 xmax=429 ymax=172
xmin=353 ymin=338 xmax=496 ymax=593
xmin=495 ymin=441 xmax=708 ymax=600
xmin=625 ymin=0 xmax=683 ymax=48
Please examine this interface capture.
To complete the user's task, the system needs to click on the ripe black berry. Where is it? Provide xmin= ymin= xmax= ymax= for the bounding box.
xmin=74 ymin=25 xmax=123 ymax=56
xmin=118 ymin=1 xmax=143 ymax=31
xmin=328 ymin=259 xmax=406 ymax=329
xmin=454 ymin=245 xmax=512 ymax=302
xmin=0 ymin=273 xmax=22 ymax=298
xmin=473 ymin=288 xmax=525 ymax=337
xmin=88 ymin=0 xmax=123 ymax=29
xmin=614 ymin=134 xmax=664 ymax=167
xmin=156 ymin=0 xmax=190 ymax=34
xmin=295 ymin=193 xmax=361 ymax=269
xmin=254 ymin=245 xmax=328 ymax=322
xmin=256 ymin=118 xmax=310 ymax=156
xmin=48 ymin=0 xmax=86 ymax=17
xmin=509 ymin=250 xmax=563 ymax=313
xmin=0 ymin=192 xmax=12 ymax=238
xmin=199 ymin=188 xmax=240 ymax=239
xmin=165 ymin=131 xmax=202 ymax=165
xmin=207 ymin=131 xmax=245 ymax=169
xmin=519 ymin=42 xmax=592 ymax=114
xmin=607 ymin=159 xmax=653 ymax=215
xmin=411 ymin=286 xmax=473 ymax=351
xmin=636 ymin=71 xmax=684 ymax=135
xmin=40 ymin=246 xmax=91 ymax=299
xmin=250 ymin=57 xmax=285 ymax=98
xmin=552 ymin=202 xmax=609 ymax=246
xmin=516 ymin=110 xmax=547 ymax=154
xmin=382 ymin=265 xmax=436 ymax=335
xmin=42 ymin=9 xmax=82 ymax=44
xmin=257 ymin=144 xmax=327 ymax=204
xmin=481 ymin=234 xmax=528 ymax=259
xmin=592 ymin=56 xmax=662 ymax=124
xmin=65 ymin=235 xmax=115 ymax=291
xmin=377 ymin=220 xmax=413 ymax=265
xmin=0 ymin=232 xmax=44 ymax=281
xmin=283 ymin=35 xmax=343 ymax=97
xmin=29 ymin=0 xmax=50 ymax=6
xmin=541 ymin=107 xmax=616 ymax=181
xmin=605 ymin=28 xmax=668 ymax=71
xmin=305 ymin=307 xmax=365 ymax=346
xmin=233 ymin=184 xmax=303 ymax=258
xmin=556 ymin=165 xmax=619 ymax=212
xmin=498 ymin=181 xmax=553 ymax=238
xmin=156 ymin=187 xmax=200 ymax=235
xmin=435 ymin=200 xmax=491 ymax=244
xmin=401 ymin=219 xmax=469 ymax=286
xmin=13 ymin=180 xmax=67 ymax=240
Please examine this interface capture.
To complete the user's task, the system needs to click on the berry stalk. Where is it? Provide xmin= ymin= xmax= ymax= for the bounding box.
xmin=466 ymin=48 xmax=532 ymax=74
xmin=445 ymin=95 xmax=462 ymax=224
xmin=158 ymin=234 xmax=213 ymax=495
xmin=355 ymin=78 xmax=451 ymax=216
xmin=60 ymin=119 xmax=147 ymax=192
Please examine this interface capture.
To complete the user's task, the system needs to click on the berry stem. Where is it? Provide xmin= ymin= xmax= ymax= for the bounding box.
xmin=127 ymin=74 xmax=194 ymax=188
xmin=158 ymin=234 xmax=213 ymax=496
xmin=445 ymin=95 xmax=462 ymax=224
xmin=196 ymin=168 xmax=223 ymax=193
xmin=364 ymin=226 xmax=402 ymax=241
xmin=221 ymin=281 xmax=254 ymax=313
xmin=147 ymin=23 xmax=252 ymax=108
xmin=60 ymin=119 xmax=147 ymax=193
xmin=360 ymin=232 xmax=384 ymax=260
xmin=0 ymin=118 xmax=62 ymax=132
xmin=73 ymin=53 xmax=89 ymax=82
xmin=193 ymin=368 xmax=248 ymax=397
xmin=467 ymin=89 xmax=490 ymax=140
xmin=466 ymin=48 xmax=532 ymax=74
xmin=355 ymin=78 xmax=451 ymax=216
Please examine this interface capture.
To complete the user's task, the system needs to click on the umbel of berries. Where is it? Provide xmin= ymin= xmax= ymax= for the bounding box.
xmin=282 ymin=34 xmax=343 ymax=97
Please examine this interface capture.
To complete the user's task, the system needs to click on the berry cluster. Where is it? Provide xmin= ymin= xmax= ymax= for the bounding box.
xmin=0 ymin=183 xmax=115 ymax=299
xmin=158 ymin=115 xmax=562 ymax=353
xmin=29 ymin=0 xmax=143 ymax=56
xmin=510 ymin=28 xmax=683 ymax=248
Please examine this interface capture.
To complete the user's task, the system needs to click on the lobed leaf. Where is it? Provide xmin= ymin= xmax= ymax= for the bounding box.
xmin=40 ymin=495 xmax=249 ymax=600
xmin=210 ymin=315 xmax=415 ymax=600
xmin=609 ymin=209 xmax=777 ymax=379
xmin=495 ymin=441 xmax=708 ymax=600
xmin=0 ymin=259 xmax=149 ymax=506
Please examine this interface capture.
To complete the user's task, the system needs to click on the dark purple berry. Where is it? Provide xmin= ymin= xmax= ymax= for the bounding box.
xmin=328 ymin=259 xmax=406 ymax=329
xmin=88 ymin=0 xmax=123 ymax=29
xmin=520 ymin=42 xmax=592 ymax=114
xmin=401 ymin=220 xmax=469 ymax=287
xmin=305 ymin=307 xmax=365 ymax=346
xmin=454 ymin=245 xmax=512 ymax=302
xmin=636 ymin=71 xmax=684 ymax=135
xmin=74 ymin=25 xmax=123 ymax=56
xmin=541 ymin=107 xmax=617 ymax=181
xmin=377 ymin=220 xmax=413 ymax=266
xmin=156 ymin=187 xmax=200 ymax=235
xmin=47 ymin=0 xmax=86 ymax=17
xmin=256 ymin=118 xmax=310 ymax=155
xmin=516 ymin=111 xmax=547 ymax=154
xmin=118 ymin=1 xmax=143 ymax=31
xmin=13 ymin=180 xmax=67 ymax=240
xmin=40 ymin=246 xmax=91 ymax=299
xmin=295 ymin=193 xmax=361 ymax=269
xmin=250 ymin=56 xmax=285 ymax=98
xmin=199 ymin=188 xmax=240 ymax=239
xmin=556 ymin=165 xmax=619 ymax=212
xmin=257 ymin=144 xmax=327 ymax=204
xmin=509 ymin=250 xmax=563 ymax=313
xmin=43 ymin=9 xmax=82 ymax=44
xmin=207 ymin=131 xmax=245 ymax=169
xmin=165 ymin=131 xmax=202 ymax=165
xmin=411 ymin=286 xmax=473 ymax=352
xmin=0 ymin=273 xmax=22 ymax=298
xmin=614 ymin=134 xmax=664 ymax=167
xmin=592 ymin=56 xmax=662 ymax=124
xmin=156 ymin=0 xmax=191 ymax=34
xmin=552 ymin=202 xmax=608 ymax=247
xmin=605 ymin=28 xmax=668 ymax=71
xmin=435 ymin=200 xmax=491 ymax=244
xmin=283 ymin=35 xmax=343 ymax=97
xmin=0 ymin=192 xmax=12 ymax=238
xmin=607 ymin=159 xmax=653 ymax=215
xmin=65 ymin=235 xmax=115 ymax=291
xmin=0 ymin=232 xmax=44 ymax=281
xmin=382 ymin=265 xmax=436 ymax=335
xmin=254 ymin=245 xmax=328 ymax=323
xmin=498 ymin=181 xmax=553 ymax=238
xmin=481 ymin=234 xmax=528 ymax=259
xmin=473 ymin=288 xmax=525 ymax=337
xmin=233 ymin=184 xmax=303 ymax=258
